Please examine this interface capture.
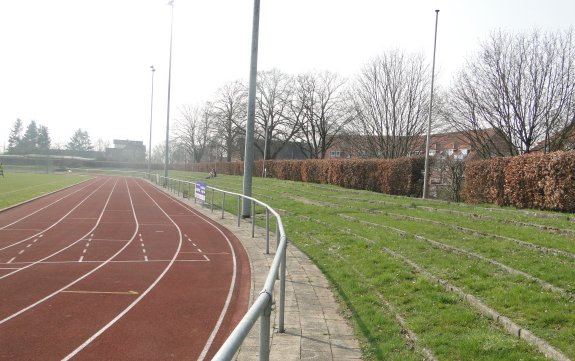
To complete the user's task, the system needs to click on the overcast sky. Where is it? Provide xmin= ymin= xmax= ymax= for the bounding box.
xmin=1 ymin=0 xmax=574 ymax=151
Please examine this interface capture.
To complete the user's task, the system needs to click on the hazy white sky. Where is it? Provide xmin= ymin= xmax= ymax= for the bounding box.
xmin=1 ymin=0 xmax=574 ymax=151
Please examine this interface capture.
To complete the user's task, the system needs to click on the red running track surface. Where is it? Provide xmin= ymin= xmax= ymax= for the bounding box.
xmin=0 ymin=176 xmax=251 ymax=360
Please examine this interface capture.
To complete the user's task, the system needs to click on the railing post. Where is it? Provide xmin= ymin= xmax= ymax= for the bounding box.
xmin=279 ymin=238 xmax=287 ymax=333
xmin=265 ymin=209 xmax=270 ymax=255
xmin=251 ymin=201 xmax=255 ymax=238
xmin=211 ymin=189 xmax=215 ymax=212
xmin=221 ymin=193 xmax=226 ymax=219
xmin=260 ymin=297 xmax=272 ymax=361
xmin=237 ymin=196 xmax=241 ymax=227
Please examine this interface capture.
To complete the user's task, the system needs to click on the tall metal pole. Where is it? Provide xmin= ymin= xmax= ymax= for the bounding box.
xmin=242 ymin=0 xmax=261 ymax=217
xmin=148 ymin=65 xmax=155 ymax=175
xmin=423 ymin=9 xmax=439 ymax=199
xmin=164 ymin=0 xmax=175 ymax=185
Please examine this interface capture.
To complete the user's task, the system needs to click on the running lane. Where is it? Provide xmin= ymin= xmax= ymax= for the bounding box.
xmin=0 ymin=176 xmax=250 ymax=360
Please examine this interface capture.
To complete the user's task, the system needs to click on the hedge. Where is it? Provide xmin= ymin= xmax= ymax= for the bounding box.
xmin=192 ymin=157 xmax=425 ymax=197
xmin=462 ymin=151 xmax=575 ymax=212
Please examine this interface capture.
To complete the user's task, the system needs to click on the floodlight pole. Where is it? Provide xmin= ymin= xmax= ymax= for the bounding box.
xmin=423 ymin=9 xmax=439 ymax=199
xmin=242 ymin=0 xmax=261 ymax=218
xmin=148 ymin=65 xmax=156 ymax=175
xmin=164 ymin=0 xmax=175 ymax=185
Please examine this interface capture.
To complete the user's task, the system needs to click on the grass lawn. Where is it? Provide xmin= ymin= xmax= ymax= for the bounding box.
xmin=0 ymin=172 xmax=90 ymax=209
xmin=162 ymin=171 xmax=574 ymax=361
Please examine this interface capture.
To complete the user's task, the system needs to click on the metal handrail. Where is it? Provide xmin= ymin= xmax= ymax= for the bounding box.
xmin=147 ymin=174 xmax=287 ymax=361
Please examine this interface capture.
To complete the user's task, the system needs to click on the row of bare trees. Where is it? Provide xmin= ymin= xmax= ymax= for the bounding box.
xmin=445 ymin=28 xmax=575 ymax=157
xmin=167 ymin=69 xmax=353 ymax=164
xmin=162 ymin=28 xmax=575 ymax=165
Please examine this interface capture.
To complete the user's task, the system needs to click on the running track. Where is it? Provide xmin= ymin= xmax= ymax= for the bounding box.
xmin=0 ymin=176 xmax=250 ymax=360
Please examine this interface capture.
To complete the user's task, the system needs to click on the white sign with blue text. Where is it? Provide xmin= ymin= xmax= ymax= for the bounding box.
xmin=195 ymin=182 xmax=206 ymax=202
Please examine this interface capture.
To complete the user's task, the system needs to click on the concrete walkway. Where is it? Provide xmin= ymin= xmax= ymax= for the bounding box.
xmin=173 ymin=190 xmax=362 ymax=360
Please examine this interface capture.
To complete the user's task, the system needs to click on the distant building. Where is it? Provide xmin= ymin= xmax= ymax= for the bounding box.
xmin=105 ymin=140 xmax=146 ymax=163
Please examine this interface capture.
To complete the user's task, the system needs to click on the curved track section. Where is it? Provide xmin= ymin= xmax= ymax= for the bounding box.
xmin=0 ymin=176 xmax=250 ymax=360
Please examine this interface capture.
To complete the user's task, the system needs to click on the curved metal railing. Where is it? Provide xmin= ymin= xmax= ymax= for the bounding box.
xmin=148 ymin=174 xmax=287 ymax=361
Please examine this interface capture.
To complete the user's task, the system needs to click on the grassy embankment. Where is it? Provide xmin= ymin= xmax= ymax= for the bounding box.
xmin=171 ymin=171 xmax=574 ymax=361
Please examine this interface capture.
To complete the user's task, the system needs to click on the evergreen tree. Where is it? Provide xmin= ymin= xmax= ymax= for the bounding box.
xmin=66 ymin=129 xmax=93 ymax=152
xmin=20 ymin=120 xmax=39 ymax=153
xmin=8 ymin=119 xmax=23 ymax=154
xmin=37 ymin=125 xmax=51 ymax=151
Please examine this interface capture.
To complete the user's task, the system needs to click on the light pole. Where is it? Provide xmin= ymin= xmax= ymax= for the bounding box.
xmin=242 ymin=0 xmax=261 ymax=217
xmin=423 ymin=9 xmax=440 ymax=199
xmin=148 ymin=65 xmax=156 ymax=175
xmin=164 ymin=0 xmax=175 ymax=185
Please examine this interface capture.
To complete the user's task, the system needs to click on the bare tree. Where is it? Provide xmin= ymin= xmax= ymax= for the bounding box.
xmin=212 ymin=80 xmax=247 ymax=161
xmin=447 ymin=29 xmax=575 ymax=157
xmin=350 ymin=50 xmax=430 ymax=159
xmin=94 ymin=138 xmax=110 ymax=153
xmin=294 ymin=71 xmax=351 ymax=159
xmin=255 ymin=69 xmax=301 ymax=160
xmin=175 ymin=103 xmax=213 ymax=163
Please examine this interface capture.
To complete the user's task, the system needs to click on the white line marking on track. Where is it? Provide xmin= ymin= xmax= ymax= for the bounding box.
xmin=18 ymin=250 xmax=24 ymax=255
xmin=79 ymin=256 xmax=84 ymax=262
xmin=146 ymin=179 xmax=239 ymax=361
xmin=144 ymin=256 xmax=149 ymax=262
xmin=0 ymin=179 xmax=129 ymax=323
xmin=61 ymin=290 xmax=139 ymax=295
xmin=26 ymin=244 xmax=31 ymax=248
xmin=203 ymin=255 xmax=210 ymax=261
xmin=197 ymin=248 xmax=203 ymax=253
xmin=7 ymin=257 xmax=15 ymax=264
xmin=0 ymin=180 xmax=110 ymax=252
xmin=62 ymin=178 xmax=183 ymax=361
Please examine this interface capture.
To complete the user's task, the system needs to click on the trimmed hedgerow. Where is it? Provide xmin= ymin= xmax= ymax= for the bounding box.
xmin=461 ymin=157 xmax=510 ymax=205
xmin=193 ymin=157 xmax=425 ymax=197
xmin=462 ymin=151 xmax=575 ymax=212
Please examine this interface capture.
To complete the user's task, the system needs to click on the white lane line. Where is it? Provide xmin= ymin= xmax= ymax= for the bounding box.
xmin=142 ymin=249 xmax=146 ymax=254
xmin=26 ymin=244 xmax=32 ymax=248
xmin=79 ymin=256 xmax=84 ymax=262
xmin=0 ymin=179 xmax=131 ymax=325
xmin=18 ymin=250 xmax=24 ymax=255
xmin=203 ymin=255 xmax=210 ymax=261
xmin=144 ymin=256 xmax=149 ymax=262
xmin=197 ymin=248 xmax=203 ymax=253
xmin=7 ymin=257 xmax=16 ymax=264
xmin=0 ymin=179 xmax=110 ymax=252
xmin=62 ymin=178 xmax=183 ymax=360
xmin=148 ymin=179 xmax=238 ymax=361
